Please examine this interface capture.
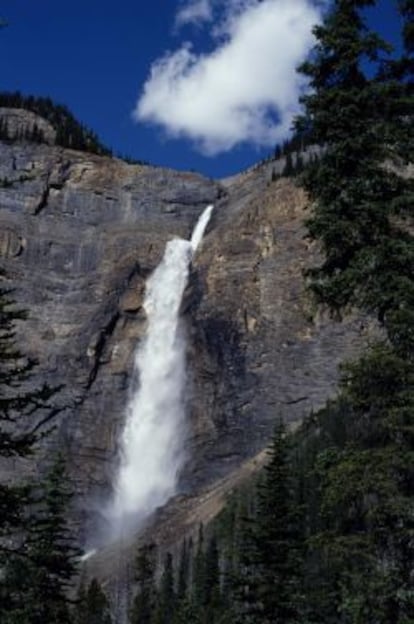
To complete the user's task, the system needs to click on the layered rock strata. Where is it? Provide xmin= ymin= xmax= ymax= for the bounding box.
xmin=0 ymin=139 xmax=373 ymax=546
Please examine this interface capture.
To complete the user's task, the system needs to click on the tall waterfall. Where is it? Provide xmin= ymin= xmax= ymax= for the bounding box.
xmin=109 ymin=205 xmax=213 ymax=532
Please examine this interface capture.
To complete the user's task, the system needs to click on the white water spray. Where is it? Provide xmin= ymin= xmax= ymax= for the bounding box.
xmin=109 ymin=205 xmax=213 ymax=532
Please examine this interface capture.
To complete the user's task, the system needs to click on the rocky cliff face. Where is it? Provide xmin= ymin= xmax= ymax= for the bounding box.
xmin=0 ymin=138 xmax=372 ymax=551
xmin=0 ymin=108 xmax=57 ymax=144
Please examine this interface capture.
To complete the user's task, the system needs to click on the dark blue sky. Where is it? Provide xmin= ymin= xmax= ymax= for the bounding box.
xmin=1 ymin=1 xmax=402 ymax=178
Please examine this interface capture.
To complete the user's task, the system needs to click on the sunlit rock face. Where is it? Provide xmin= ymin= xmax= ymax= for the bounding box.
xmin=0 ymin=136 xmax=373 ymax=545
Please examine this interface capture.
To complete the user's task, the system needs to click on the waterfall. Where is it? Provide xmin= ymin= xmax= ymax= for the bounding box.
xmin=109 ymin=205 xmax=213 ymax=532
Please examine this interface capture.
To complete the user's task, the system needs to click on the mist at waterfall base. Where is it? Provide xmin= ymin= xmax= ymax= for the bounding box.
xmin=100 ymin=205 xmax=214 ymax=540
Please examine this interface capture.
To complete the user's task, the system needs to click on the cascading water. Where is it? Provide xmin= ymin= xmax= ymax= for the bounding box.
xmin=108 ymin=205 xmax=214 ymax=534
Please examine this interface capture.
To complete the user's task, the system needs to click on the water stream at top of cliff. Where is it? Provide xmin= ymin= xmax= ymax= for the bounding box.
xmin=107 ymin=204 xmax=214 ymax=535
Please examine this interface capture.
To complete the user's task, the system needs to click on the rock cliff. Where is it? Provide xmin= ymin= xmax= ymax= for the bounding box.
xmin=0 ymin=137 xmax=372 ymax=557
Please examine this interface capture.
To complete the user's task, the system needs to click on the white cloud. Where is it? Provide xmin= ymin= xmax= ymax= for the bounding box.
xmin=135 ymin=0 xmax=322 ymax=155
xmin=175 ymin=0 xmax=213 ymax=27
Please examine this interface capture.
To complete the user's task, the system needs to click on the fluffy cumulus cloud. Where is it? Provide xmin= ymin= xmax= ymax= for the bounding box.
xmin=135 ymin=0 xmax=322 ymax=155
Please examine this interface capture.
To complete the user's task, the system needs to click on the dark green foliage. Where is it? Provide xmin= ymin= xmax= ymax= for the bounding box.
xmin=203 ymin=536 xmax=220 ymax=609
xmin=232 ymin=422 xmax=304 ymax=624
xmin=130 ymin=543 xmax=158 ymax=624
xmin=129 ymin=386 xmax=413 ymax=621
xmin=24 ymin=456 xmax=80 ymax=622
xmin=255 ymin=130 xmax=312 ymax=172
xmin=1 ymin=456 xmax=80 ymax=624
xmin=279 ymin=152 xmax=306 ymax=178
xmin=172 ymin=596 xmax=202 ymax=624
xmin=295 ymin=0 xmax=414 ymax=358
xmin=292 ymin=3 xmax=414 ymax=612
xmin=192 ymin=532 xmax=223 ymax=622
xmin=176 ymin=539 xmax=190 ymax=602
xmin=282 ymin=152 xmax=295 ymax=177
xmin=0 ymin=91 xmax=112 ymax=155
xmin=293 ymin=347 xmax=414 ymax=623
xmin=74 ymin=579 xmax=112 ymax=624
xmin=154 ymin=553 xmax=175 ymax=624
xmin=0 ymin=285 xmax=60 ymax=552
xmin=271 ymin=167 xmax=279 ymax=182
xmin=295 ymin=153 xmax=304 ymax=174
xmin=0 ymin=284 xmax=78 ymax=622
xmin=193 ymin=524 xmax=206 ymax=607
xmin=292 ymin=5 xmax=414 ymax=618
xmin=274 ymin=131 xmax=312 ymax=162
xmin=0 ymin=286 xmax=58 ymax=460
xmin=116 ymin=152 xmax=148 ymax=166
xmin=0 ymin=285 xmax=61 ymax=545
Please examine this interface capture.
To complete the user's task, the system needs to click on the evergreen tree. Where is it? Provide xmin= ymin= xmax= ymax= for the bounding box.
xmin=384 ymin=0 xmax=414 ymax=163
xmin=193 ymin=524 xmax=206 ymax=609
xmin=282 ymin=152 xmax=294 ymax=177
xmin=0 ymin=284 xmax=62 ymax=621
xmin=0 ymin=285 xmax=56 ymax=461
xmin=0 ymin=91 xmax=112 ymax=155
xmin=313 ymin=345 xmax=414 ymax=622
xmin=295 ymin=153 xmax=304 ymax=174
xmin=74 ymin=578 xmax=112 ymax=624
xmin=176 ymin=539 xmax=189 ymax=602
xmin=172 ymin=596 xmax=202 ymax=624
xmin=274 ymin=144 xmax=282 ymax=160
xmin=130 ymin=543 xmax=157 ymax=624
xmin=1 ymin=455 xmax=80 ymax=624
xmin=296 ymin=0 xmax=414 ymax=357
xmin=25 ymin=455 xmax=80 ymax=623
xmin=154 ymin=552 xmax=175 ymax=624
xmin=234 ymin=422 xmax=304 ymax=624
xmin=203 ymin=536 xmax=220 ymax=610
xmin=293 ymin=2 xmax=414 ymax=619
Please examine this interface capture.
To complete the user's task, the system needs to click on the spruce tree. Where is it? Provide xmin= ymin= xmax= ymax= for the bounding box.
xmin=193 ymin=524 xmax=206 ymax=609
xmin=296 ymin=0 xmax=414 ymax=357
xmin=0 ymin=284 xmax=62 ymax=621
xmin=234 ymin=422 xmax=304 ymax=624
xmin=203 ymin=536 xmax=220 ymax=610
xmin=293 ymin=2 xmax=414 ymax=619
xmin=176 ymin=539 xmax=189 ymax=602
xmin=172 ymin=596 xmax=202 ymax=624
xmin=154 ymin=552 xmax=175 ymax=624
xmin=74 ymin=578 xmax=112 ymax=624
xmin=130 ymin=543 xmax=157 ymax=624
xmin=24 ymin=455 xmax=80 ymax=623
xmin=282 ymin=152 xmax=294 ymax=177
xmin=255 ymin=421 xmax=304 ymax=623
xmin=312 ymin=346 xmax=414 ymax=622
xmin=1 ymin=455 xmax=80 ymax=624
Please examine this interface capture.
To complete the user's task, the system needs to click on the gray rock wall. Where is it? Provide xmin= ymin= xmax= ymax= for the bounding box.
xmin=0 ymin=108 xmax=57 ymax=144
xmin=0 ymin=140 xmax=373 ymax=544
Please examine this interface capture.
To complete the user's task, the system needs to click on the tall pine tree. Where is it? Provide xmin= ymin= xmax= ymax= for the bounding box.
xmin=234 ymin=422 xmax=304 ymax=624
xmin=294 ymin=2 xmax=414 ymax=620
xmin=296 ymin=0 xmax=414 ymax=357
xmin=74 ymin=578 xmax=112 ymax=624
xmin=3 ymin=455 xmax=81 ymax=624
xmin=0 ymin=283 xmax=63 ymax=622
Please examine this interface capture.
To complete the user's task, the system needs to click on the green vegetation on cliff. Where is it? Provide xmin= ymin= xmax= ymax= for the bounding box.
xmin=0 ymin=91 xmax=112 ymax=156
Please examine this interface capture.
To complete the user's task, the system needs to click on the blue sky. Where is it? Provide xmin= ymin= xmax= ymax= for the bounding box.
xmin=1 ymin=0 xmax=402 ymax=178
